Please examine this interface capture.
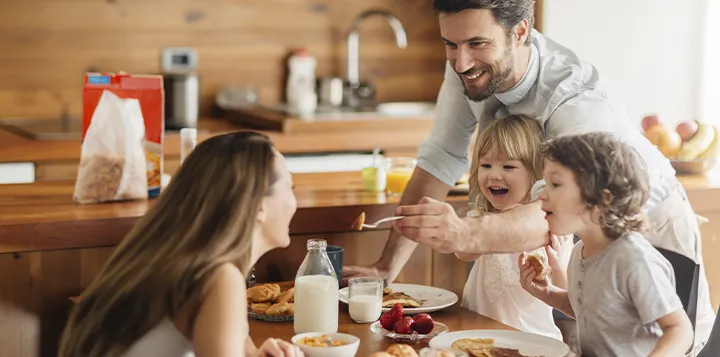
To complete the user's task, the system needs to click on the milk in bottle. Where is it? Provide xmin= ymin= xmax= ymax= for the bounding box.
xmin=293 ymin=239 xmax=339 ymax=334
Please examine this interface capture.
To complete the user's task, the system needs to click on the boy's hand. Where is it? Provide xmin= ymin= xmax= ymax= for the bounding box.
xmin=545 ymin=234 xmax=573 ymax=272
xmin=519 ymin=252 xmax=553 ymax=300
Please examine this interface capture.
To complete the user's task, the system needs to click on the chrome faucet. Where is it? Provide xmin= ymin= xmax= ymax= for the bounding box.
xmin=345 ymin=10 xmax=407 ymax=106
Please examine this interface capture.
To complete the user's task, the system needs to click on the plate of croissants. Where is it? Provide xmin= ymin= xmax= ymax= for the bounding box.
xmin=247 ymin=283 xmax=295 ymax=322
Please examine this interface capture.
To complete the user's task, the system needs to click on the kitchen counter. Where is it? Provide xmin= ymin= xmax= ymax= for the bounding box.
xmin=0 ymin=171 xmax=468 ymax=254
xmin=2 ymin=167 xmax=720 ymax=254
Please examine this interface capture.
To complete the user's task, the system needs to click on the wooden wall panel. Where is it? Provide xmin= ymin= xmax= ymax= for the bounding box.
xmin=0 ymin=0 xmax=447 ymax=120
xmin=0 ymin=247 xmax=116 ymax=357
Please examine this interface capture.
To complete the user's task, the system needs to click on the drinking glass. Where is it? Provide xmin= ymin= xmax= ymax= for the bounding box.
xmin=179 ymin=128 xmax=197 ymax=165
xmin=385 ymin=157 xmax=416 ymax=196
xmin=348 ymin=277 xmax=384 ymax=323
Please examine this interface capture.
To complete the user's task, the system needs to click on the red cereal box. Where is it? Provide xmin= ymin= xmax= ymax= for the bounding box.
xmin=82 ymin=72 xmax=165 ymax=198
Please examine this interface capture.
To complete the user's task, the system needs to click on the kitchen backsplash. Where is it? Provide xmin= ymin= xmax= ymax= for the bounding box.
xmin=0 ymin=0 xmax=447 ymax=120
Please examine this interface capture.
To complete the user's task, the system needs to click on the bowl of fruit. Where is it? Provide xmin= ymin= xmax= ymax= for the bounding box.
xmin=371 ymin=303 xmax=449 ymax=343
xmin=642 ymin=115 xmax=719 ymax=174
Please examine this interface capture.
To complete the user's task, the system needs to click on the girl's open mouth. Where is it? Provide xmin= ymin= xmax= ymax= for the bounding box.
xmin=488 ymin=187 xmax=509 ymax=196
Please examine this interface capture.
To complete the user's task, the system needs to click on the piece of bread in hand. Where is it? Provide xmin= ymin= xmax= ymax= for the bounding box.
xmin=526 ymin=252 xmax=551 ymax=282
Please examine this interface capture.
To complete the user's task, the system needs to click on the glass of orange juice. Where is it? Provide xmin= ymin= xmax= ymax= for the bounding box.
xmin=385 ymin=157 xmax=416 ymax=197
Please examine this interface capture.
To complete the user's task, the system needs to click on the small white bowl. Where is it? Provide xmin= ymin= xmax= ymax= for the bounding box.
xmin=291 ymin=332 xmax=360 ymax=357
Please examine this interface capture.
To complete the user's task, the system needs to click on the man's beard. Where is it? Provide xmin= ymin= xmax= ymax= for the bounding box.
xmin=458 ymin=46 xmax=514 ymax=102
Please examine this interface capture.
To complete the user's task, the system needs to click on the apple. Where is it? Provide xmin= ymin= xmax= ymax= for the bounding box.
xmin=676 ymin=121 xmax=699 ymax=142
xmin=644 ymin=124 xmax=682 ymax=158
xmin=642 ymin=114 xmax=661 ymax=131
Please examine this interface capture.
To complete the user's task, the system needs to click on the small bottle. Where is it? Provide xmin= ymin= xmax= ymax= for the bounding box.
xmin=286 ymin=47 xmax=317 ymax=118
xmin=293 ymin=239 xmax=339 ymax=334
xmin=179 ymin=128 xmax=197 ymax=165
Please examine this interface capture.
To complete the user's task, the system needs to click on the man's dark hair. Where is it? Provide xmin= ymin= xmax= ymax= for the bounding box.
xmin=431 ymin=0 xmax=535 ymax=45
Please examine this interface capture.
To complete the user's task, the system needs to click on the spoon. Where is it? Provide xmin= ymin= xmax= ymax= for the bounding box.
xmin=351 ymin=212 xmax=404 ymax=230
xmin=361 ymin=215 xmax=405 ymax=229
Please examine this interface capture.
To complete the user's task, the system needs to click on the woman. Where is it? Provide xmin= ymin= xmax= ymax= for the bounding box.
xmin=59 ymin=131 xmax=303 ymax=357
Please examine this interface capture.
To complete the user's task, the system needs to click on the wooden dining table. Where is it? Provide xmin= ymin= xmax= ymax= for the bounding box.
xmin=248 ymin=304 xmax=572 ymax=357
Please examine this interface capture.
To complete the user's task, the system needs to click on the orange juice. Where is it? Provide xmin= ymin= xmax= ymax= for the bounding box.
xmin=386 ymin=168 xmax=413 ymax=196
xmin=385 ymin=157 xmax=416 ymax=196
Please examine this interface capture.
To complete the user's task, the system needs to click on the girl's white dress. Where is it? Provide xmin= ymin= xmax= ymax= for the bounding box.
xmin=460 ymin=210 xmax=563 ymax=341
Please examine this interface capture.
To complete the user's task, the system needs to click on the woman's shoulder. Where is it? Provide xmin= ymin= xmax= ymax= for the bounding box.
xmin=207 ymin=263 xmax=247 ymax=297
xmin=179 ymin=263 xmax=247 ymax=334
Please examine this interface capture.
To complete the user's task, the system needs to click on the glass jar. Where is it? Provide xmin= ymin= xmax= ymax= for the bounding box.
xmin=293 ymin=239 xmax=339 ymax=334
xmin=361 ymin=165 xmax=387 ymax=192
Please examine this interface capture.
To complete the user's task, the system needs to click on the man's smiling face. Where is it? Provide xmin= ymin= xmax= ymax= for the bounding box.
xmin=439 ymin=9 xmax=517 ymax=102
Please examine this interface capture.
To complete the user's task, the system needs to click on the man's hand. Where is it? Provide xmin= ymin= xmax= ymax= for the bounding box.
xmin=392 ymin=196 xmax=469 ymax=254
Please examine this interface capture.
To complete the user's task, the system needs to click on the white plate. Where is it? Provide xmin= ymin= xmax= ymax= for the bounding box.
xmin=339 ymin=283 xmax=458 ymax=314
xmin=429 ymin=330 xmax=569 ymax=357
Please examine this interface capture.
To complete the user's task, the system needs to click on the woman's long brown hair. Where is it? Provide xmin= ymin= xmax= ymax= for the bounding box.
xmin=58 ymin=131 xmax=278 ymax=357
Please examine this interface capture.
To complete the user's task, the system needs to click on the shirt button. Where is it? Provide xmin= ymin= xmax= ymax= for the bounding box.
xmin=577 ymin=281 xmax=582 ymax=288
xmin=580 ymin=264 xmax=585 ymax=272
xmin=578 ymin=298 xmax=582 ymax=305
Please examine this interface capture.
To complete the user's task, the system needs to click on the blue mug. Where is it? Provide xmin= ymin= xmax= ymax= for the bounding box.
xmin=326 ymin=245 xmax=344 ymax=283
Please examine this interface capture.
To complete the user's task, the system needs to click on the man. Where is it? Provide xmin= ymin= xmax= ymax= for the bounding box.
xmin=343 ymin=0 xmax=714 ymax=353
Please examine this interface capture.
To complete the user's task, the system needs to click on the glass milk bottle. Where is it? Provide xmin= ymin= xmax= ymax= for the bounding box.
xmin=294 ymin=239 xmax=339 ymax=334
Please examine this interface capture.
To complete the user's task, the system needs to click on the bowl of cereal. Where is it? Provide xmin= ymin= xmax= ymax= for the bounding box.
xmin=291 ymin=332 xmax=360 ymax=357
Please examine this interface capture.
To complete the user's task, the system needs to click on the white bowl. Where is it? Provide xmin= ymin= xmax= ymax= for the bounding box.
xmin=291 ymin=332 xmax=360 ymax=357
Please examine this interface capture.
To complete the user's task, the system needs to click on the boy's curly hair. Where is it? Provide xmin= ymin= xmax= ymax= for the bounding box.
xmin=541 ymin=132 xmax=649 ymax=239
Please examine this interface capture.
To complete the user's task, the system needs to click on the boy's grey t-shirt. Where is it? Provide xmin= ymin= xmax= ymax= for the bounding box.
xmin=568 ymin=232 xmax=684 ymax=356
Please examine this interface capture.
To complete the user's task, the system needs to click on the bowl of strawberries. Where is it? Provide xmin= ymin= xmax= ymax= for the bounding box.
xmin=370 ymin=303 xmax=449 ymax=342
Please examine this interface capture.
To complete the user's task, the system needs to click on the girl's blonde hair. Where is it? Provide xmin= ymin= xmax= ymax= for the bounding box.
xmin=59 ymin=131 xmax=278 ymax=357
xmin=468 ymin=114 xmax=545 ymax=213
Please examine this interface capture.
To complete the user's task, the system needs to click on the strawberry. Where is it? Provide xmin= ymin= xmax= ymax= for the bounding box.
xmin=389 ymin=303 xmax=404 ymax=322
xmin=379 ymin=311 xmax=396 ymax=330
xmin=412 ymin=313 xmax=435 ymax=334
xmin=393 ymin=316 xmax=415 ymax=334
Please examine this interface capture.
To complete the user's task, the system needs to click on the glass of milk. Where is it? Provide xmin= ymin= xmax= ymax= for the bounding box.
xmin=348 ymin=277 xmax=384 ymax=323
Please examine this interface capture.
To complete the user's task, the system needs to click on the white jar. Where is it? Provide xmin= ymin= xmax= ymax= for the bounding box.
xmin=286 ymin=48 xmax=317 ymax=109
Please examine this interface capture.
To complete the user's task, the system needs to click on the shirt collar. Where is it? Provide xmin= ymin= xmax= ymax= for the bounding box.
xmin=494 ymin=43 xmax=539 ymax=107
